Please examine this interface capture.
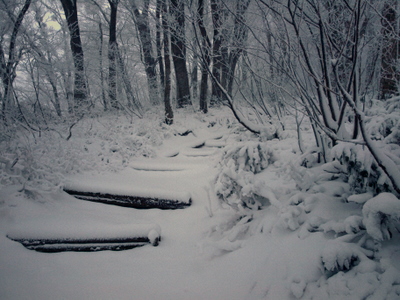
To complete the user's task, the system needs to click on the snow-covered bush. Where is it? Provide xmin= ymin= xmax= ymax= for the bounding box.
xmin=214 ymin=142 xmax=277 ymax=210
xmin=0 ymin=112 xmax=164 ymax=190
xmin=278 ymin=205 xmax=306 ymax=231
xmin=366 ymin=97 xmax=400 ymax=143
xmin=331 ymin=97 xmax=400 ymax=195
xmin=321 ymin=239 xmax=372 ymax=274
xmin=332 ymin=143 xmax=380 ymax=193
xmin=332 ymin=142 xmax=400 ymax=195
xmin=362 ymin=193 xmax=400 ymax=241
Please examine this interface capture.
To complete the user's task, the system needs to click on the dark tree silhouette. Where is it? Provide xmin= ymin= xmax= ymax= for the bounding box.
xmin=163 ymin=0 xmax=173 ymax=124
xmin=130 ymin=0 xmax=159 ymax=104
xmin=380 ymin=1 xmax=399 ymax=99
xmin=1 ymin=0 xmax=32 ymax=122
xmin=108 ymin=0 xmax=119 ymax=109
xmin=170 ymin=0 xmax=191 ymax=108
xmin=59 ymin=0 xmax=89 ymax=112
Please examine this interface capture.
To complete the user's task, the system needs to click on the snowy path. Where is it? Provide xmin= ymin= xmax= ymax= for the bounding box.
xmin=3 ymin=116 xmax=399 ymax=299
xmin=0 ymin=125 xmax=265 ymax=300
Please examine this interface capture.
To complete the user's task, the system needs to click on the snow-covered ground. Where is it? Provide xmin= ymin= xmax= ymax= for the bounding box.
xmin=1 ymin=108 xmax=399 ymax=299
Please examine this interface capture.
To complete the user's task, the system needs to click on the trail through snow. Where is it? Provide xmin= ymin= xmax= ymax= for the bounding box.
xmin=0 ymin=123 xmax=265 ymax=300
xmin=1 ymin=110 xmax=400 ymax=299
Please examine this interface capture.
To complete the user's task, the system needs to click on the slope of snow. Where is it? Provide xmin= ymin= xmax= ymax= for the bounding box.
xmin=1 ymin=107 xmax=399 ymax=299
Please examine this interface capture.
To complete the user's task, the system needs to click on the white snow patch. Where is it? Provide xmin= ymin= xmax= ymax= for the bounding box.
xmin=362 ymin=193 xmax=400 ymax=241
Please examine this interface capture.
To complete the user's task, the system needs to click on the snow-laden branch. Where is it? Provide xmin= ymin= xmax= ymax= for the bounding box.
xmin=333 ymin=63 xmax=400 ymax=195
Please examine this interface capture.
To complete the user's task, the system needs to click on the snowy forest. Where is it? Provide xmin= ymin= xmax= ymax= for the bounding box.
xmin=1 ymin=0 xmax=400 ymax=299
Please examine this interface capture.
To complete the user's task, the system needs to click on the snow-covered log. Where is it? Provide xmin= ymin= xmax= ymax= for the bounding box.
xmin=7 ymin=224 xmax=161 ymax=252
xmin=64 ymin=189 xmax=192 ymax=210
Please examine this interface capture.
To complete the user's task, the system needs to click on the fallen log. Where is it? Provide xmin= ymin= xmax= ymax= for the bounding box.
xmin=64 ymin=189 xmax=192 ymax=210
xmin=19 ymin=242 xmax=147 ymax=253
xmin=7 ymin=226 xmax=161 ymax=253
xmin=7 ymin=237 xmax=158 ymax=253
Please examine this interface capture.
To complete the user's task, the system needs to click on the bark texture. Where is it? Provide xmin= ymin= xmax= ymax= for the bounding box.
xmin=163 ymin=0 xmax=174 ymax=124
xmin=380 ymin=1 xmax=399 ymax=99
xmin=60 ymin=0 xmax=89 ymax=112
xmin=170 ymin=0 xmax=191 ymax=108
xmin=131 ymin=0 xmax=159 ymax=104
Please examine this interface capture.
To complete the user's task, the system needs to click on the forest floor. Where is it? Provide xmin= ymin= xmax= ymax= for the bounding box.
xmin=0 ymin=107 xmax=399 ymax=299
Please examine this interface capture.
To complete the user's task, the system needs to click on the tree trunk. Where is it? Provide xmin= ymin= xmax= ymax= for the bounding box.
xmin=130 ymin=0 xmax=159 ymax=105
xmin=197 ymin=0 xmax=211 ymax=113
xmin=191 ymin=50 xmax=198 ymax=101
xmin=60 ymin=0 xmax=89 ymax=113
xmin=57 ymin=28 xmax=74 ymax=114
xmin=98 ymin=22 xmax=108 ymax=111
xmin=210 ymin=0 xmax=223 ymax=106
xmin=108 ymin=0 xmax=119 ymax=109
xmin=1 ymin=0 xmax=32 ymax=123
xmin=226 ymin=54 xmax=240 ymax=96
xmin=47 ymin=70 xmax=62 ymax=116
xmin=156 ymin=0 xmax=165 ymax=95
xmin=380 ymin=1 xmax=399 ymax=99
xmin=116 ymin=46 xmax=142 ymax=114
xmin=220 ymin=39 xmax=229 ymax=94
xmin=170 ymin=0 xmax=191 ymax=108
xmin=163 ymin=0 xmax=173 ymax=124
xmin=225 ymin=0 xmax=250 ymax=97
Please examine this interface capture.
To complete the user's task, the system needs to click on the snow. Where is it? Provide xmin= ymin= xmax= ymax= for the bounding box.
xmin=362 ymin=193 xmax=400 ymax=241
xmin=321 ymin=239 xmax=369 ymax=272
xmin=64 ymin=168 xmax=193 ymax=203
xmin=1 ymin=108 xmax=400 ymax=299
xmin=347 ymin=192 xmax=374 ymax=204
xmin=7 ymin=221 xmax=161 ymax=244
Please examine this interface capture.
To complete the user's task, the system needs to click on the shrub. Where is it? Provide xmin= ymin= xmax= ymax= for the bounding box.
xmin=214 ymin=142 xmax=277 ymax=210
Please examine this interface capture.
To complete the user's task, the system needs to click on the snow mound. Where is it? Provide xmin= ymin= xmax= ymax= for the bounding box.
xmin=362 ymin=193 xmax=400 ymax=241
xmin=321 ymin=240 xmax=368 ymax=272
xmin=214 ymin=142 xmax=277 ymax=210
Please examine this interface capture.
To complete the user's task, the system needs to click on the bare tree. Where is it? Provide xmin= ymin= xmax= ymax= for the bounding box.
xmin=156 ymin=0 xmax=165 ymax=94
xmin=210 ymin=0 xmax=225 ymax=105
xmin=220 ymin=0 xmax=251 ymax=97
xmin=196 ymin=0 xmax=212 ymax=113
xmin=163 ymin=0 xmax=173 ymax=124
xmin=129 ymin=0 xmax=159 ymax=105
xmin=170 ymin=0 xmax=192 ymax=108
xmin=98 ymin=21 xmax=108 ymax=111
xmin=252 ymin=0 xmax=400 ymax=192
xmin=255 ymin=0 xmax=373 ymax=145
xmin=59 ymin=0 xmax=90 ymax=113
xmin=108 ymin=0 xmax=119 ymax=109
xmin=0 ymin=0 xmax=32 ymax=123
xmin=27 ymin=31 xmax=62 ymax=117
xmin=380 ymin=0 xmax=399 ymax=99
xmin=89 ymin=0 xmax=142 ymax=114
